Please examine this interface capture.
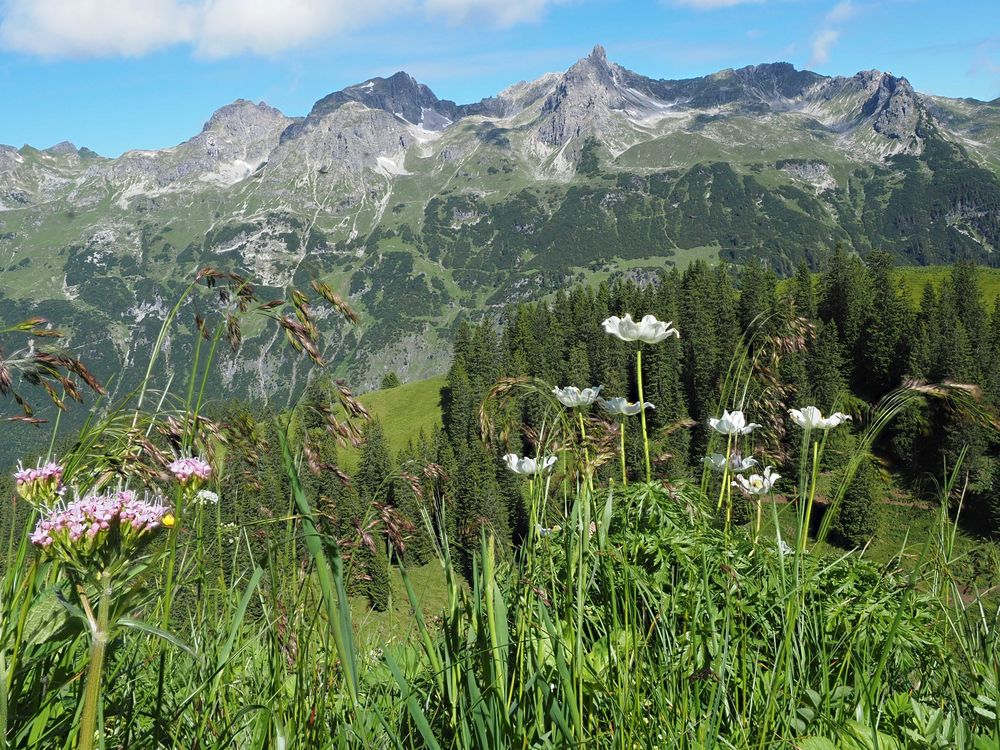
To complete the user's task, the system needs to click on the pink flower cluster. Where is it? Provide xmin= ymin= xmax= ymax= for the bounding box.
xmin=30 ymin=490 xmax=168 ymax=549
xmin=167 ymin=457 xmax=212 ymax=485
xmin=13 ymin=461 xmax=64 ymax=504
xmin=14 ymin=461 xmax=63 ymax=487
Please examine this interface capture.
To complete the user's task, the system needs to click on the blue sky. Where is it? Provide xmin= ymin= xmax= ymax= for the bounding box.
xmin=0 ymin=0 xmax=997 ymax=156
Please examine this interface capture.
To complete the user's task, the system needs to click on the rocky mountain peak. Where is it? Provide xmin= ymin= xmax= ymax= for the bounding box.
xmin=856 ymin=71 xmax=922 ymax=141
xmin=307 ymin=71 xmax=460 ymax=130
xmin=537 ymin=45 xmax=634 ymax=146
xmin=44 ymin=141 xmax=79 ymax=155
xmin=202 ymin=99 xmax=288 ymax=135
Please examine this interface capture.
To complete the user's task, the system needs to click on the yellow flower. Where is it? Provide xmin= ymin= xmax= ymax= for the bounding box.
xmin=162 ymin=513 xmax=175 ymax=528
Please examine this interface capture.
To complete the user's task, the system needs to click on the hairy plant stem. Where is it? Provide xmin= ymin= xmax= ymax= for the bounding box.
xmin=716 ymin=433 xmax=735 ymax=537
xmin=78 ymin=574 xmax=112 ymax=750
xmin=619 ymin=419 xmax=627 ymax=487
xmin=636 ymin=347 xmax=651 ymax=482
xmin=798 ymin=440 xmax=820 ymax=555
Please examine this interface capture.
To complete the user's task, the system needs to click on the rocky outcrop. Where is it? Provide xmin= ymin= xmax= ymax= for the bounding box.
xmin=103 ymin=99 xmax=292 ymax=189
xmin=270 ymin=101 xmax=413 ymax=176
xmin=537 ymin=45 xmax=644 ymax=146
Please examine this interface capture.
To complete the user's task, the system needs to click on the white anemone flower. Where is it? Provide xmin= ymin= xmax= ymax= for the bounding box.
xmin=708 ymin=410 xmax=761 ymax=436
xmin=788 ymin=406 xmax=852 ymax=430
xmin=599 ymin=397 xmax=655 ymax=416
xmin=733 ymin=466 xmax=780 ymax=495
xmin=703 ymin=453 xmax=758 ymax=473
xmin=503 ymin=454 xmax=557 ymax=475
xmin=602 ymin=314 xmax=680 ymax=344
xmin=553 ymin=385 xmax=602 ymax=408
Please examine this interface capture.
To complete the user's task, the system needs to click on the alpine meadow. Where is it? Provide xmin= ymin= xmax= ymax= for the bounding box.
xmin=4 ymin=14 xmax=1000 ymax=750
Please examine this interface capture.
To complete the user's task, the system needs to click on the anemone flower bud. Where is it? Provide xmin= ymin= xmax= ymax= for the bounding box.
xmin=503 ymin=454 xmax=557 ymax=475
xmin=788 ymin=406 xmax=852 ymax=430
xmin=708 ymin=410 xmax=760 ymax=436
xmin=602 ymin=314 xmax=680 ymax=344
xmin=553 ymin=385 xmax=602 ymax=408
xmin=703 ymin=453 xmax=758 ymax=473
xmin=599 ymin=397 xmax=655 ymax=416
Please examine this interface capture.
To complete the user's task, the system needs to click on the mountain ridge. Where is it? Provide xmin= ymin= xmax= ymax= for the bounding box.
xmin=8 ymin=46 xmax=996 ymax=160
xmin=3 ymin=44 xmax=1000 ymax=415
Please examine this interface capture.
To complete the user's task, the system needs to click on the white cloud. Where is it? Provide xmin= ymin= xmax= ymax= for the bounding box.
xmin=424 ymin=0 xmax=562 ymax=26
xmin=824 ymin=0 xmax=856 ymax=23
xmin=970 ymin=41 xmax=1000 ymax=95
xmin=806 ymin=0 xmax=863 ymax=69
xmin=0 ymin=0 xmax=196 ymax=57
xmin=0 ymin=0 xmax=562 ymax=58
xmin=808 ymin=28 xmax=840 ymax=66
xmin=194 ymin=0 xmax=407 ymax=57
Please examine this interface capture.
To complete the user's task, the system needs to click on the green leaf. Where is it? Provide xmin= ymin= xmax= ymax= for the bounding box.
xmin=25 ymin=589 xmax=76 ymax=646
xmin=796 ymin=738 xmax=838 ymax=750
xmin=118 ymin=618 xmax=197 ymax=659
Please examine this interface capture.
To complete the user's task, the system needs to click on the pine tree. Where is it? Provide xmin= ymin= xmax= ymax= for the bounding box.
xmin=737 ymin=257 xmax=777 ymax=335
xmin=380 ymin=372 xmax=402 ymax=389
xmin=860 ymin=250 xmax=911 ymax=396
xmin=790 ymin=261 xmax=817 ymax=320
xmin=356 ymin=418 xmax=393 ymax=503
xmin=817 ymin=246 xmax=871 ymax=383
xmin=832 ymin=455 xmax=880 ymax=548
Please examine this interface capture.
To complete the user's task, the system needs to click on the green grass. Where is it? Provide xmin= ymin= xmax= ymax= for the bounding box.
xmin=896 ymin=265 xmax=1000 ymax=307
xmin=777 ymin=264 xmax=1000 ymax=309
xmin=339 ymin=375 xmax=446 ymax=472
xmin=348 ymin=562 xmax=449 ymax=646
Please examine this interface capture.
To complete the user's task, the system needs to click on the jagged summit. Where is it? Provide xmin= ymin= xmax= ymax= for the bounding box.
xmin=202 ymin=99 xmax=287 ymax=132
xmin=308 ymin=71 xmax=462 ymax=130
xmin=588 ymin=44 xmax=608 ymax=66
xmin=44 ymin=141 xmax=78 ymax=154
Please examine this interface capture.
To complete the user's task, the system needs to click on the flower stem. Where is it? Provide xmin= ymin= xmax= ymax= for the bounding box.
xmin=798 ymin=440 xmax=820 ymax=555
xmin=754 ymin=496 xmax=763 ymax=544
xmin=636 ymin=347 xmax=651 ymax=482
xmin=619 ymin=419 xmax=627 ymax=487
xmin=716 ymin=433 xmax=733 ymax=512
xmin=78 ymin=574 xmax=112 ymax=750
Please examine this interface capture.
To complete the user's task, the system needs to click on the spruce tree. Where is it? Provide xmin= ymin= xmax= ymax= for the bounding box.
xmin=832 ymin=454 xmax=880 ymax=548
xmin=809 ymin=321 xmax=847 ymax=412
xmin=393 ymin=442 xmax=434 ymax=565
xmin=790 ymin=261 xmax=817 ymax=320
xmin=817 ymin=246 xmax=871 ymax=383
xmin=356 ymin=418 xmax=393 ymax=504
xmin=860 ymin=250 xmax=911 ymax=396
xmin=737 ymin=257 xmax=777 ymax=335
xmin=353 ymin=418 xmax=396 ymax=610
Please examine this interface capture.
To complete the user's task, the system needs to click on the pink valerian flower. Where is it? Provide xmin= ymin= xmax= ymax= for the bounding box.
xmin=30 ymin=490 xmax=169 ymax=551
xmin=13 ymin=460 xmax=65 ymax=505
xmin=167 ymin=457 xmax=212 ymax=485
